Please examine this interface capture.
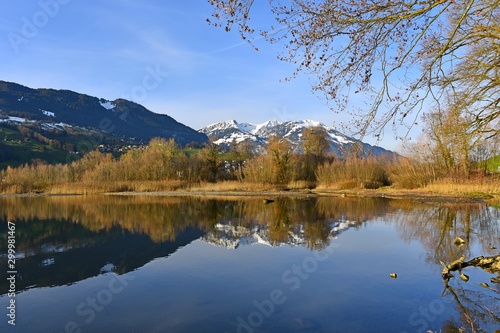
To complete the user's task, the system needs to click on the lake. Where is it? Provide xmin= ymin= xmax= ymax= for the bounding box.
xmin=0 ymin=195 xmax=499 ymax=333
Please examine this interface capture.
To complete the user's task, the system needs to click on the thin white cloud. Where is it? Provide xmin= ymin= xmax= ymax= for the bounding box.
xmin=206 ymin=40 xmax=250 ymax=54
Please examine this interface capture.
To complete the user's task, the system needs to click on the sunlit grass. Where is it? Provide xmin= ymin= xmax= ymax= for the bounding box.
xmin=424 ymin=177 xmax=500 ymax=196
xmin=40 ymin=180 xmax=185 ymax=195
xmin=286 ymin=180 xmax=315 ymax=190
xmin=187 ymin=181 xmax=278 ymax=192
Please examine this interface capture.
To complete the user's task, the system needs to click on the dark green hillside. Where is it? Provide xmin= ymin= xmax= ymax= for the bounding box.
xmin=0 ymin=122 xmax=124 ymax=169
xmin=0 ymin=124 xmax=70 ymax=168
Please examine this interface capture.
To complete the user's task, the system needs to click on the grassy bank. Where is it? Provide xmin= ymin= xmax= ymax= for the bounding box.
xmin=1 ymin=138 xmax=499 ymax=200
xmin=3 ymin=179 xmax=496 ymax=206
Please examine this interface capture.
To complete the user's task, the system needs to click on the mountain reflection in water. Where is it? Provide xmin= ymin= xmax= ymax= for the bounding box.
xmin=0 ymin=195 xmax=498 ymax=332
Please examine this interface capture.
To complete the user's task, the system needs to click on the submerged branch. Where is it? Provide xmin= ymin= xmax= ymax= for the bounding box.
xmin=441 ymin=254 xmax=500 ymax=280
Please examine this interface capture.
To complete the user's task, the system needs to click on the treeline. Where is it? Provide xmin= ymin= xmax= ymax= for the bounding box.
xmin=0 ymin=129 xmax=498 ymax=194
xmin=0 ymin=133 xmax=385 ymax=193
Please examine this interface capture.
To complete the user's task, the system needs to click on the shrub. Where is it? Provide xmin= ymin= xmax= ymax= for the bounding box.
xmin=316 ymin=156 xmax=389 ymax=189
xmin=387 ymin=158 xmax=439 ymax=189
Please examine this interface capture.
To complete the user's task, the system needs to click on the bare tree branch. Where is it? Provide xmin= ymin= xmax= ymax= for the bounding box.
xmin=207 ymin=0 xmax=500 ymax=138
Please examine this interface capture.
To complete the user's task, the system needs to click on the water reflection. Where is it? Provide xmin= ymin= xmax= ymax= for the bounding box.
xmin=0 ymin=195 xmax=391 ymax=252
xmin=442 ymin=280 xmax=500 ymax=332
xmin=391 ymin=201 xmax=499 ymax=265
xmin=390 ymin=201 xmax=500 ymax=332
xmin=0 ymin=195 xmax=498 ymax=332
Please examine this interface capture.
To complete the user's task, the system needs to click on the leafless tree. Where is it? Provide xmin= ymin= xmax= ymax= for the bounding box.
xmin=207 ymin=0 xmax=500 ymax=138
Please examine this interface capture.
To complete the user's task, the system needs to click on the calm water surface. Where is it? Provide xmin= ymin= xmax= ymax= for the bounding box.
xmin=0 ymin=195 xmax=499 ymax=333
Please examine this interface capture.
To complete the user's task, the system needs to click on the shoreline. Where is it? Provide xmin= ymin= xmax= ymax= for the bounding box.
xmin=105 ymin=189 xmax=492 ymax=204
xmin=0 ymin=188 xmax=495 ymax=204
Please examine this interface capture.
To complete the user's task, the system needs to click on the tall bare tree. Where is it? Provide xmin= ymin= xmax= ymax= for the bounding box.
xmin=301 ymin=126 xmax=330 ymax=180
xmin=422 ymin=98 xmax=485 ymax=177
xmin=267 ymin=135 xmax=292 ymax=184
xmin=200 ymin=141 xmax=222 ymax=182
xmin=302 ymin=126 xmax=330 ymax=158
xmin=207 ymin=0 xmax=500 ymax=138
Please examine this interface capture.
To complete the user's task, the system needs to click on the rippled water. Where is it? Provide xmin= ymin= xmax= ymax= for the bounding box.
xmin=0 ymin=195 xmax=499 ymax=332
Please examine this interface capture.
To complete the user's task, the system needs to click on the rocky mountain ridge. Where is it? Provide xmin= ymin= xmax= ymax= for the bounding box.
xmin=199 ymin=119 xmax=393 ymax=156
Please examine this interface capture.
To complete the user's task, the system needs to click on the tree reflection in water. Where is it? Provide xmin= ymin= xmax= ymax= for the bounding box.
xmin=391 ymin=201 xmax=500 ymax=332
xmin=392 ymin=202 xmax=499 ymax=265
xmin=0 ymin=195 xmax=498 ymax=331
xmin=441 ymin=279 xmax=500 ymax=333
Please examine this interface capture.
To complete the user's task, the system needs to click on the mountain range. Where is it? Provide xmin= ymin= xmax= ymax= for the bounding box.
xmin=199 ymin=119 xmax=393 ymax=156
xmin=0 ymin=80 xmax=394 ymax=168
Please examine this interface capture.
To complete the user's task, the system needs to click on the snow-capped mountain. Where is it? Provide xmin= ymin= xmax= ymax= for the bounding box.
xmin=199 ymin=119 xmax=264 ymax=146
xmin=199 ymin=119 xmax=393 ymax=156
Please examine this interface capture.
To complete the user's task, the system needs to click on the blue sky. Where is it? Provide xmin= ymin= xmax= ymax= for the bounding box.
xmin=0 ymin=0 xmax=421 ymax=150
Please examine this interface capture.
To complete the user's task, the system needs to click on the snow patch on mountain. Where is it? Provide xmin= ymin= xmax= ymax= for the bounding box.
xmin=236 ymin=122 xmax=257 ymax=133
xmin=41 ymin=109 xmax=55 ymax=117
xmin=41 ymin=122 xmax=71 ymax=131
xmin=329 ymin=132 xmax=350 ymax=144
xmin=214 ymin=131 xmax=257 ymax=145
xmin=0 ymin=116 xmax=30 ymax=123
xmin=100 ymin=100 xmax=116 ymax=110
xmin=252 ymin=119 xmax=280 ymax=134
